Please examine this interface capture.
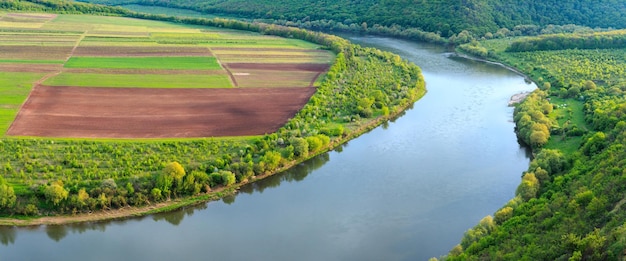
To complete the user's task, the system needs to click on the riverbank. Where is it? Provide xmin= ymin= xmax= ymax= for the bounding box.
xmin=453 ymin=51 xmax=536 ymax=107
xmin=0 ymin=85 xmax=426 ymax=227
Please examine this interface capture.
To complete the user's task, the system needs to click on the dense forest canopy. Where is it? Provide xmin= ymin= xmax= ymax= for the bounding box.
xmin=79 ymin=0 xmax=626 ymax=36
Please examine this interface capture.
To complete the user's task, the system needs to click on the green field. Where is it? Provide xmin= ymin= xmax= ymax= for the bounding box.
xmin=64 ymin=56 xmax=222 ymax=70
xmin=44 ymin=73 xmax=233 ymax=88
xmin=0 ymin=72 xmax=45 ymax=134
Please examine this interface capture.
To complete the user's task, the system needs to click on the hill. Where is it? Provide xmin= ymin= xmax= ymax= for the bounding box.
xmin=79 ymin=0 xmax=626 ymax=37
xmin=447 ymin=34 xmax=626 ymax=260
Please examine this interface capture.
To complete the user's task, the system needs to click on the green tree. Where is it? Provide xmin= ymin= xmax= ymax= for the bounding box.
xmin=306 ymin=136 xmax=323 ymax=152
xmin=151 ymin=188 xmax=162 ymax=201
xmin=45 ymin=182 xmax=69 ymax=206
xmin=517 ymin=173 xmax=540 ymax=201
xmin=290 ymin=138 xmax=309 ymax=158
xmin=221 ymin=171 xmax=236 ymax=186
xmin=155 ymin=172 xmax=173 ymax=199
xmin=261 ymin=150 xmax=282 ymax=170
xmin=582 ymin=132 xmax=607 ymax=156
xmin=583 ymin=80 xmax=597 ymax=91
xmin=164 ymin=162 xmax=186 ymax=187
xmin=156 ymin=162 xmax=186 ymax=198
xmin=494 ymin=206 xmax=514 ymax=224
xmin=77 ymin=188 xmax=89 ymax=205
xmin=0 ymin=183 xmax=16 ymax=210
xmin=530 ymin=130 xmax=549 ymax=148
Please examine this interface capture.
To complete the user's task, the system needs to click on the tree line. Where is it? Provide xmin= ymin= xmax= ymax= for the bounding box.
xmin=507 ymin=30 xmax=626 ymax=52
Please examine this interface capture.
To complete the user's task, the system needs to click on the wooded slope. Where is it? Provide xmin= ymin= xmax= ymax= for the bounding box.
xmin=80 ymin=0 xmax=626 ymax=36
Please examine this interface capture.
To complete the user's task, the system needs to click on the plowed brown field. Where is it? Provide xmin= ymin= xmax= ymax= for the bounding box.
xmin=225 ymin=63 xmax=330 ymax=72
xmin=7 ymin=85 xmax=316 ymax=138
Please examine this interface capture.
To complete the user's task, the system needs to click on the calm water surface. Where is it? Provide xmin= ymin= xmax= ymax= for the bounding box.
xmin=1 ymin=36 xmax=535 ymax=260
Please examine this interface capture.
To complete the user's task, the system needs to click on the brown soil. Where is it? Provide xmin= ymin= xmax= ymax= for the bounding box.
xmin=211 ymin=47 xmax=329 ymax=53
xmin=7 ymin=85 xmax=316 ymax=138
xmin=73 ymin=46 xmax=213 ymax=57
xmin=230 ymin=69 xmax=320 ymax=88
xmin=87 ymin=31 xmax=150 ymax=36
xmin=0 ymin=63 xmax=62 ymax=73
xmin=217 ymin=54 xmax=326 ymax=59
xmin=3 ymin=13 xmax=57 ymax=19
xmin=0 ymin=46 xmax=74 ymax=60
xmin=225 ymin=63 xmax=330 ymax=72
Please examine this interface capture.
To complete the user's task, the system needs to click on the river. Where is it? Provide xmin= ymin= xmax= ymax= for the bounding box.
xmin=0 ymin=36 xmax=535 ymax=260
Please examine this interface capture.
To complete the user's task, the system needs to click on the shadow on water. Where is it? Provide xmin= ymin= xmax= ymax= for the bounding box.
xmin=152 ymin=204 xmax=207 ymax=226
xmin=238 ymin=152 xmax=330 ymax=195
xmin=48 ymin=218 xmax=123 ymax=242
xmin=0 ymin=226 xmax=15 ymax=245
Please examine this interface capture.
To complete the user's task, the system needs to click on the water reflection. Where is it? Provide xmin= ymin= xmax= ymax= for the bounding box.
xmin=45 ymin=225 xmax=67 ymax=242
xmin=0 ymin=226 xmax=15 ymax=245
xmin=152 ymin=204 xmax=207 ymax=226
xmin=239 ymin=152 xmax=330 ymax=195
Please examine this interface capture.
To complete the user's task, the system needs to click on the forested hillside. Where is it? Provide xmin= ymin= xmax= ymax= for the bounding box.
xmin=447 ymin=35 xmax=626 ymax=260
xmin=80 ymin=0 xmax=626 ymax=37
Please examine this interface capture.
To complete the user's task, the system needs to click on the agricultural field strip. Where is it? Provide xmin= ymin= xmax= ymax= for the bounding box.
xmin=8 ymin=86 xmax=318 ymax=138
xmin=42 ymin=73 xmax=233 ymax=88
xmin=71 ymin=46 xmax=214 ymax=57
xmin=38 ymin=21 xmax=230 ymax=87
xmin=64 ymin=57 xmax=222 ymax=70
xmin=218 ymin=57 xmax=333 ymax=63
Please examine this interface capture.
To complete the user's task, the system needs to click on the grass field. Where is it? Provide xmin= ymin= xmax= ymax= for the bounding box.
xmin=43 ymin=73 xmax=233 ymax=88
xmin=544 ymin=97 xmax=588 ymax=154
xmin=0 ymin=72 xmax=45 ymax=134
xmin=64 ymin=57 xmax=222 ymax=70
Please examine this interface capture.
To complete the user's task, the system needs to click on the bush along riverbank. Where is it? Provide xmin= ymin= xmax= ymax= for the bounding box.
xmin=0 ymin=2 xmax=425 ymax=225
xmin=442 ymin=34 xmax=626 ymax=260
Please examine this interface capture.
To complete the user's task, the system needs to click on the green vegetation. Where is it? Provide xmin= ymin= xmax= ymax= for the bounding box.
xmin=64 ymin=56 xmax=221 ymax=70
xmin=0 ymin=5 xmax=424 ymax=222
xmin=43 ymin=73 xmax=232 ymax=88
xmin=7 ymin=2 xmax=625 ymax=260
xmin=82 ymin=0 xmax=626 ymax=42
xmin=0 ymin=72 xmax=46 ymax=134
xmin=507 ymin=30 xmax=626 ymax=52
xmin=446 ymin=31 xmax=626 ymax=260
